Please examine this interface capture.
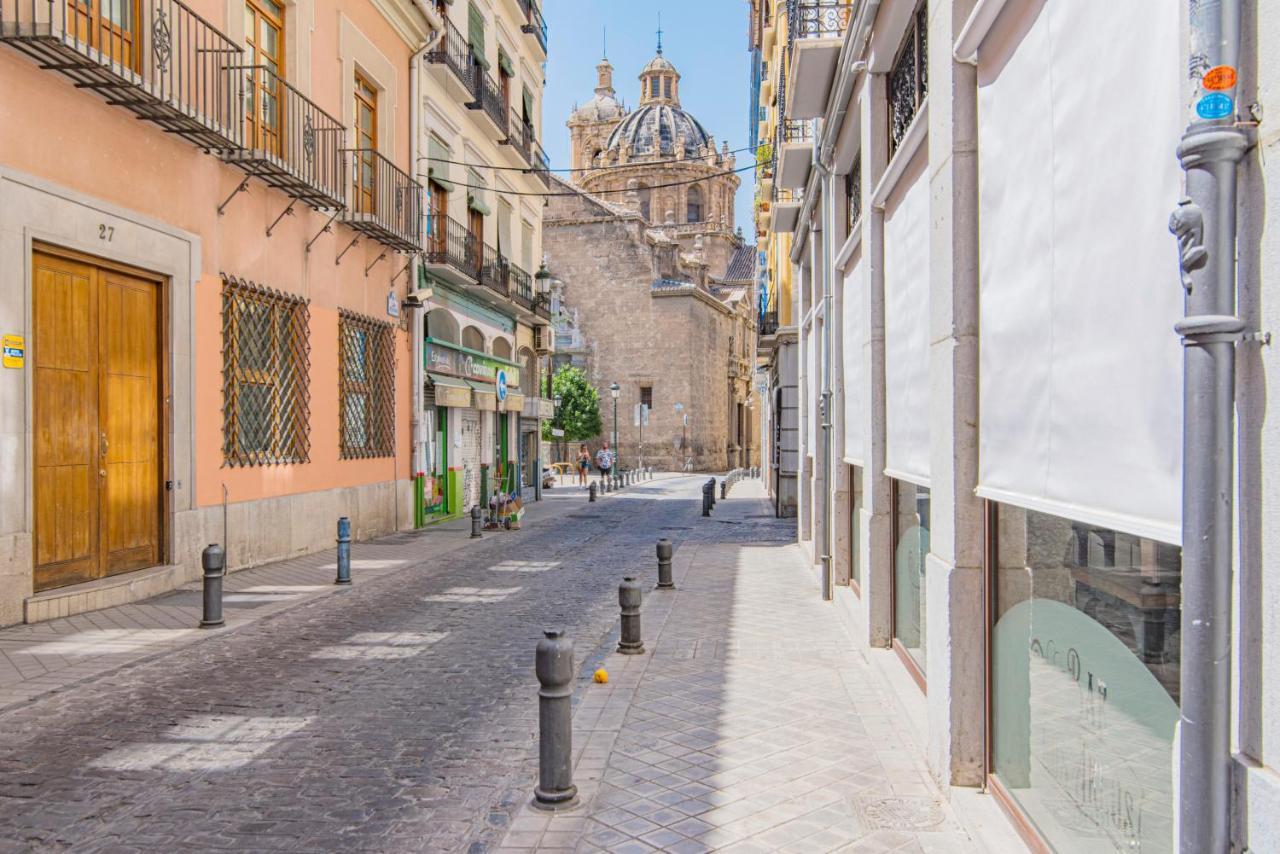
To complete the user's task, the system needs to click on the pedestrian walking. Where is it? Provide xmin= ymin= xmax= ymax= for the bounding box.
xmin=596 ymin=442 xmax=614 ymax=481
xmin=576 ymin=444 xmax=591 ymax=487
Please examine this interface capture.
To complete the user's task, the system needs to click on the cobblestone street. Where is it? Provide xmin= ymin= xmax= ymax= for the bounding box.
xmin=0 ymin=476 xmax=789 ymax=853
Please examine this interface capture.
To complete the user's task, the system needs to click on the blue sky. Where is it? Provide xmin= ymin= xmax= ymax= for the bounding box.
xmin=541 ymin=0 xmax=756 ymax=242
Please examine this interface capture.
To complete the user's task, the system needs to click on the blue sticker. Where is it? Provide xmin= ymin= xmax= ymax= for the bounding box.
xmin=1197 ymin=93 xmax=1234 ymax=120
xmin=496 ymin=369 xmax=508 ymax=402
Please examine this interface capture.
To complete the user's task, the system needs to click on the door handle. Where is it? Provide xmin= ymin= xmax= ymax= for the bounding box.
xmin=99 ymin=431 xmax=109 ymax=460
xmin=99 ymin=470 xmax=106 ymax=478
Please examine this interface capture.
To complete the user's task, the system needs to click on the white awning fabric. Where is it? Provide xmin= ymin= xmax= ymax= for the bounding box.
xmin=975 ymin=0 xmax=1183 ymax=543
xmin=883 ymin=155 xmax=931 ymax=488
xmin=841 ymin=246 xmax=866 ymax=467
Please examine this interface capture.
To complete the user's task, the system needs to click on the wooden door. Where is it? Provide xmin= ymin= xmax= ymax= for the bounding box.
xmin=33 ymin=251 xmax=162 ymax=592
xmin=66 ymin=0 xmax=139 ymax=68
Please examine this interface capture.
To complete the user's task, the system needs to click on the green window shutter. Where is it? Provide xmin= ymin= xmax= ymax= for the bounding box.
xmin=467 ymin=168 xmax=491 ymax=216
xmin=497 ymin=48 xmax=514 ymax=77
xmin=427 ymin=137 xmax=454 ymax=192
xmin=467 ymin=3 xmax=488 ymax=69
xmin=521 ymin=86 xmax=534 ymax=124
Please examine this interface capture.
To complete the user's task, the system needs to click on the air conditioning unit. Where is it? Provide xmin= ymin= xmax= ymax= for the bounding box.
xmin=534 ymin=325 xmax=554 ymax=355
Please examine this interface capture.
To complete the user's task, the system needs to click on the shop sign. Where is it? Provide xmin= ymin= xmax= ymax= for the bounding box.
xmin=423 ymin=338 xmax=520 ymax=387
xmin=2 ymin=335 xmax=23 ymax=369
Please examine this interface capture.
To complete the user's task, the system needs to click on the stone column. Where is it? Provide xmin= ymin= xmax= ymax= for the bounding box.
xmin=924 ymin=0 xmax=984 ymax=788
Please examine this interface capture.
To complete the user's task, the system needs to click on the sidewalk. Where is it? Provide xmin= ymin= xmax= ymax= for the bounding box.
xmin=0 ymin=481 xmax=600 ymax=712
xmin=499 ymin=483 xmax=997 ymax=854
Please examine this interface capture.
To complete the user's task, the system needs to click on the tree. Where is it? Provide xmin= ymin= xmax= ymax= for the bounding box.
xmin=542 ymin=366 xmax=603 ymax=458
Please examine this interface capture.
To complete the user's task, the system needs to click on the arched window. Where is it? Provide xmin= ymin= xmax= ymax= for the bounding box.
xmin=493 ymin=337 xmax=513 ymax=360
xmin=461 ymin=325 xmax=485 ymax=352
xmin=518 ymin=347 xmax=536 ymax=396
xmin=425 ymin=308 xmax=459 ymax=344
xmin=637 ymin=183 xmax=651 ymax=222
xmin=687 ymin=185 xmax=703 ymax=223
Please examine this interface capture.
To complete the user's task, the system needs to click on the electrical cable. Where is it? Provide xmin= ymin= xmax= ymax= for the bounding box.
xmin=414 ymin=159 xmax=767 ymax=199
xmin=415 ymin=143 xmax=762 ymax=175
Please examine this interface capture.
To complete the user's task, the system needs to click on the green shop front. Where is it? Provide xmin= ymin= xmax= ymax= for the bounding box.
xmin=419 ymin=338 xmax=523 ymax=525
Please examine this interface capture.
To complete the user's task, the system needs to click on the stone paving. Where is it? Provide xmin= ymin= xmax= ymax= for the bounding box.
xmin=499 ymin=483 xmax=986 ymax=854
xmin=0 ymin=474 xmax=781 ymax=853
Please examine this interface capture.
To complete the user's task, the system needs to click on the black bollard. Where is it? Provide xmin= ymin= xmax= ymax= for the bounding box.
xmin=702 ymin=482 xmax=712 ymax=517
xmin=533 ymin=630 xmax=578 ymax=810
xmin=335 ymin=517 xmax=352 ymax=584
xmin=589 ymin=482 xmax=597 ymax=502
xmin=721 ymin=480 xmax=727 ymax=500
xmin=470 ymin=505 xmax=483 ymax=538
xmin=656 ymin=538 xmax=674 ymax=589
xmin=617 ymin=577 xmax=645 ymax=654
xmin=709 ymin=478 xmax=717 ymax=507
xmin=200 ymin=543 xmax=225 ymax=628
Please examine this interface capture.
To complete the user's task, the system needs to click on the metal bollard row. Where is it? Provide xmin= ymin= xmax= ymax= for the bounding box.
xmin=471 ymin=505 xmax=483 ymax=538
xmin=589 ymin=482 xmax=597 ymax=502
xmin=618 ymin=577 xmax=645 ymax=655
xmin=534 ymin=629 xmax=578 ymax=810
xmin=335 ymin=516 xmax=352 ymax=584
xmin=656 ymin=538 xmax=674 ymax=589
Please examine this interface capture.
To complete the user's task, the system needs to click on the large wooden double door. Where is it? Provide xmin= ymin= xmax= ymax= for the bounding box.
xmin=32 ymin=250 xmax=164 ymax=592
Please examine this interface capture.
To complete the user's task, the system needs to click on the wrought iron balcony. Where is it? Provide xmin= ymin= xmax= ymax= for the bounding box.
xmin=468 ymin=66 xmax=508 ymax=136
xmin=423 ymin=15 xmax=475 ymax=93
xmin=784 ymin=0 xmax=853 ymax=120
xmin=779 ymin=117 xmax=813 ymax=144
xmin=529 ymin=137 xmax=550 ymax=187
xmin=423 ymin=210 xmax=479 ymax=285
xmin=789 ymin=0 xmax=854 ymax=42
xmin=518 ymin=0 xmax=546 ymax=53
xmin=220 ymin=65 xmax=344 ymax=209
xmin=341 ymin=149 xmax=423 ymax=252
xmin=0 ymin=0 xmax=243 ymax=151
xmin=478 ymin=241 xmax=510 ymax=297
xmin=509 ymin=262 xmax=534 ymax=311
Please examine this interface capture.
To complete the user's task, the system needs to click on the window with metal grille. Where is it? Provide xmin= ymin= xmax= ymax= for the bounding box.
xmin=888 ymin=3 xmax=928 ymax=158
xmin=640 ymin=386 xmax=653 ymax=409
xmin=846 ymin=157 xmax=862 ymax=237
xmin=339 ymin=310 xmax=396 ymax=459
xmin=222 ymin=275 xmax=311 ymax=466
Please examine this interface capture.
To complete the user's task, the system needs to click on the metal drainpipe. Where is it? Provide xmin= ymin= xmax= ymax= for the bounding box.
xmin=817 ymin=159 xmax=835 ymax=602
xmin=1171 ymin=0 xmax=1248 ymax=850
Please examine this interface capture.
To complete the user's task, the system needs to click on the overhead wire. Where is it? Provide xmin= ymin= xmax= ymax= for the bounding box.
xmin=414 ymin=160 xmax=767 ymax=199
xmin=416 ymin=142 xmax=761 ymax=175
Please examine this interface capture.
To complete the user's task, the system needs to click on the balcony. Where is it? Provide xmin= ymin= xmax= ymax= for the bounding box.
xmin=468 ymin=67 xmax=508 ymax=138
xmin=1 ymin=0 xmax=243 ymax=151
xmin=771 ymin=189 xmax=802 ymax=233
xmin=220 ymin=65 xmax=344 ymax=209
xmin=785 ymin=0 xmax=853 ymax=120
xmin=760 ymin=310 xmax=779 ymax=337
xmin=509 ymin=262 xmax=534 ymax=311
xmin=478 ymin=241 xmax=510 ymax=298
xmin=517 ymin=0 xmax=546 ymax=55
xmin=777 ymin=119 xmax=813 ymax=189
xmin=504 ymin=109 xmax=548 ymax=186
xmin=423 ymin=211 xmax=479 ymax=286
xmin=424 ymin=16 xmax=479 ymax=102
xmin=341 ymin=149 xmax=423 ymax=252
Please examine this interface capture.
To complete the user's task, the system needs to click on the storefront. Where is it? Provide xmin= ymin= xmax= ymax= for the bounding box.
xmin=973 ymin=2 xmax=1184 ymax=850
xmin=421 ymin=338 xmax=521 ymax=518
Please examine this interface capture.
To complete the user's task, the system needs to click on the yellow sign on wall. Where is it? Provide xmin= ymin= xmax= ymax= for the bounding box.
xmin=2 ymin=335 xmax=23 ymax=369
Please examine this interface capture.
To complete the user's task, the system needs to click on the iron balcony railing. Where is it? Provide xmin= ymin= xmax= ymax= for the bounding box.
xmin=529 ymin=137 xmax=550 ymax=187
xmin=0 ymin=0 xmax=243 ymax=151
xmin=424 ymin=15 xmax=475 ymax=93
xmin=509 ymin=262 xmax=533 ymax=310
xmin=779 ymin=117 xmax=813 ymax=144
xmin=341 ymin=149 xmax=423 ymax=252
xmin=505 ymin=108 xmax=531 ymax=159
xmin=478 ymin=241 xmax=510 ymax=297
xmin=424 ymin=210 xmax=479 ymax=279
xmin=760 ymin=310 xmax=779 ymax=336
xmin=518 ymin=0 xmax=546 ymax=53
xmin=221 ymin=64 xmax=344 ymax=209
xmin=789 ymin=0 xmax=854 ymax=43
xmin=470 ymin=66 xmax=508 ymax=135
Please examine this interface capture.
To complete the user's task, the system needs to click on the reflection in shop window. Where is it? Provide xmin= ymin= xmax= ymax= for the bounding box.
xmin=893 ymin=481 xmax=929 ymax=675
xmin=991 ymin=505 xmax=1181 ymax=853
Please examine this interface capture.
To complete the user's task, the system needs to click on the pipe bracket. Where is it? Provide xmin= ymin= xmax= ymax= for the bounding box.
xmin=1175 ymin=314 xmax=1247 ymax=346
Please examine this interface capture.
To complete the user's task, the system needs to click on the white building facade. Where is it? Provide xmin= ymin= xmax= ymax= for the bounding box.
xmin=772 ymin=0 xmax=1280 ymax=851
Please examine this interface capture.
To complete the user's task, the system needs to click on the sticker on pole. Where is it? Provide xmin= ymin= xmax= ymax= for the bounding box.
xmin=1202 ymin=65 xmax=1237 ymax=91
xmin=1196 ymin=93 xmax=1234 ymax=120
xmin=2 ymin=335 xmax=23 ymax=368
xmin=496 ymin=369 xmax=508 ymax=402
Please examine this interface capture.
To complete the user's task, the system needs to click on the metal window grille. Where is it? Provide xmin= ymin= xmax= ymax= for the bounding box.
xmin=339 ymin=310 xmax=396 ymax=459
xmin=846 ymin=157 xmax=862 ymax=234
xmin=888 ymin=3 xmax=929 ymax=157
xmin=222 ymin=275 xmax=311 ymax=466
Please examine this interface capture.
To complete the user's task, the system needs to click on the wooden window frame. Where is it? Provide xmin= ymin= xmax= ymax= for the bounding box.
xmin=244 ymin=0 xmax=286 ymax=155
xmin=353 ymin=70 xmax=378 ymax=215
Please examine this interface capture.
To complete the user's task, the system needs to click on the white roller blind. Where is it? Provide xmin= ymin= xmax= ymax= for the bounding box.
xmin=976 ymin=0 xmax=1183 ymax=543
xmin=805 ymin=322 xmax=817 ymax=458
xmin=842 ymin=248 xmax=866 ymax=466
xmin=883 ymin=157 xmax=931 ymax=487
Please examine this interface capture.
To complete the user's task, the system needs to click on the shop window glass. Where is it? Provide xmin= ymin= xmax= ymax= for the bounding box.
xmin=849 ymin=466 xmax=862 ymax=590
xmin=893 ymin=481 xmax=929 ymax=675
xmin=991 ymin=506 xmax=1181 ymax=853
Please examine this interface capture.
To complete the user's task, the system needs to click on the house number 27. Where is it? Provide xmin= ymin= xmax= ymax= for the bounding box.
xmin=98 ymin=224 xmax=114 ymax=242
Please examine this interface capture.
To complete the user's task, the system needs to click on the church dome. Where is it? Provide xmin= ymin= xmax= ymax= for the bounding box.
xmin=571 ymin=93 xmax=625 ymax=122
xmin=604 ymin=103 xmax=712 ymax=158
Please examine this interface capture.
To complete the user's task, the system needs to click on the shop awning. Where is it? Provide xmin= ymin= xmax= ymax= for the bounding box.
xmin=503 ymin=392 xmax=525 ymax=413
xmin=467 ymin=379 xmax=497 ymax=411
xmin=427 ymin=372 xmax=471 ymax=408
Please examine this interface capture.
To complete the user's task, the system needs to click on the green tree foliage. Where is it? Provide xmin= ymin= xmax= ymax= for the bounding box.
xmin=542 ymin=366 xmax=603 ymax=443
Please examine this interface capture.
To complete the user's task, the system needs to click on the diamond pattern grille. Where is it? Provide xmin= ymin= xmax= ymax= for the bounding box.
xmin=221 ymin=275 xmax=311 ymax=467
xmin=339 ymin=310 xmax=396 ymax=459
xmin=888 ymin=3 xmax=928 ymax=157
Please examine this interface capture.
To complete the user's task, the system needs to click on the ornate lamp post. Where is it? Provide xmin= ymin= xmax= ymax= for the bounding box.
xmin=609 ymin=382 xmax=620 ymax=471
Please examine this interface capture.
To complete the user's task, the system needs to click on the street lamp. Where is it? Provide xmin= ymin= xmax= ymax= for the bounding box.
xmin=609 ymin=382 xmax=620 ymax=470
xmin=553 ymin=393 xmax=563 ymax=464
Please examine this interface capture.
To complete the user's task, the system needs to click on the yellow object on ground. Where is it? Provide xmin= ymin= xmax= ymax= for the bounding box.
xmin=593 ymin=668 xmax=608 ymax=684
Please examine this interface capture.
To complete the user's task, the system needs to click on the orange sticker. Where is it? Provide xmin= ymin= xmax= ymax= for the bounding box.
xmin=1203 ymin=65 xmax=1237 ymax=91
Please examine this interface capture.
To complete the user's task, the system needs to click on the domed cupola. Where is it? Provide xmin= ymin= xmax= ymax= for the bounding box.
xmin=602 ymin=48 xmax=711 ymax=159
xmin=570 ymin=57 xmax=626 ymax=123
